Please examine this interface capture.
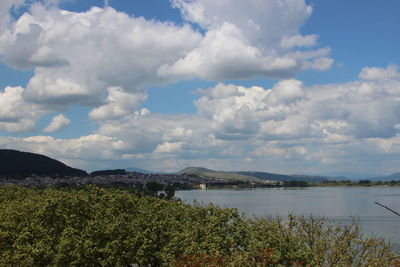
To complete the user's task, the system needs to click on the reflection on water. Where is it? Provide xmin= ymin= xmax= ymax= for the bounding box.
xmin=176 ymin=187 xmax=400 ymax=250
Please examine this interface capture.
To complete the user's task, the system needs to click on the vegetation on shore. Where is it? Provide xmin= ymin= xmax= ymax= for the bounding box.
xmin=0 ymin=185 xmax=398 ymax=267
xmin=317 ymin=179 xmax=400 ymax=187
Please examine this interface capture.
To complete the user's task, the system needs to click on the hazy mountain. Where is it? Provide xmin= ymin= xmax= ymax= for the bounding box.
xmin=0 ymin=149 xmax=87 ymax=179
xmin=371 ymin=173 xmax=400 ymax=181
xmin=237 ymin=171 xmax=296 ymax=181
xmin=239 ymin=172 xmax=328 ymax=183
xmin=126 ymin=167 xmax=153 ymax=174
xmin=177 ymin=167 xmax=329 ymax=183
xmin=291 ymin=175 xmax=332 ymax=182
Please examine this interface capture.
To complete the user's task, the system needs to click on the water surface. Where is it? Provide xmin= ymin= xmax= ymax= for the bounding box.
xmin=176 ymin=187 xmax=400 ymax=250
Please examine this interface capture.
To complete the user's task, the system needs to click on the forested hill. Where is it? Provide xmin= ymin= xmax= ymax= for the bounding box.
xmin=371 ymin=172 xmax=400 ymax=181
xmin=237 ymin=172 xmax=328 ymax=182
xmin=90 ymin=169 xmax=127 ymax=176
xmin=177 ymin=167 xmax=259 ymax=181
xmin=0 ymin=149 xmax=87 ymax=179
xmin=178 ymin=167 xmax=328 ymax=183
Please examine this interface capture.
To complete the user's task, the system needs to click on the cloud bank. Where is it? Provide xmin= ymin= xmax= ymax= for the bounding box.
xmin=1 ymin=67 xmax=399 ymax=175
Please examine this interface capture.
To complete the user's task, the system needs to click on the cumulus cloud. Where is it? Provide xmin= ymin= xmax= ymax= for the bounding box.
xmin=0 ymin=2 xmax=202 ymax=123
xmin=172 ymin=0 xmax=312 ymax=45
xmin=195 ymin=83 xmax=269 ymax=139
xmin=89 ymin=87 xmax=147 ymax=121
xmin=359 ymin=64 xmax=400 ymax=80
xmin=0 ymin=133 xmax=126 ymax=169
xmin=2 ymin=23 xmax=69 ymax=69
xmin=0 ymin=0 xmax=333 ymax=135
xmin=42 ymin=113 xmax=70 ymax=132
xmin=0 ymin=86 xmax=45 ymax=132
xmin=1 ymin=2 xmax=399 ymax=175
xmin=155 ymin=141 xmax=183 ymax=153
xmin=280 ymin=34 xmax=318 ymax=49
xmin=0 ymin=0 xmax=23 ymax=31
xmin=2 ymin=69 xmax=400 ymax=174
xmin=68 ymin=72 xmax=395 ymax=173
xmin=5 ymin=4 xmax=200 ymax=102
xmin=161 ymin=0 xmax=333 ymax=80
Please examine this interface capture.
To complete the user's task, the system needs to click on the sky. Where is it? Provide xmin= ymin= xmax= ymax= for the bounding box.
xmin=0 ymin=0 xmax=399 ymax=177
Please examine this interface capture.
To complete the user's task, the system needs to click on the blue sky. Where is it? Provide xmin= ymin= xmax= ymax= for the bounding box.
xmin=0 ymin=0 xmax=399 ymax=177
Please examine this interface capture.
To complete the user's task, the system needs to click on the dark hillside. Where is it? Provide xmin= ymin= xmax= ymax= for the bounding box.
xmin=90 ymin=169 xmax=127 ymax=176
xmin=0 ymin=149 xmax=87 ymax=179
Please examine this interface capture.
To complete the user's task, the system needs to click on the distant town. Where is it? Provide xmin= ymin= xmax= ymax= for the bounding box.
xmin=1 ymin=149 xmax=399 ymax=190
xmin=0 ymin=169 xmax=281 ymax=189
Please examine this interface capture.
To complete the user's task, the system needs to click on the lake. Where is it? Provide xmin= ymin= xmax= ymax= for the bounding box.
xmin=176 ymin=186 xmax=400 ymax=250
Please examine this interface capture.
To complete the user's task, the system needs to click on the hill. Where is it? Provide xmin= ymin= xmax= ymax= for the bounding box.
xmin=238 ymin=172 xmax=328 ymax=183
xmin=371 ymin=172 xmax=400 ymax=181
xmin=178 ymin=167 xmax=330 ymax=183
xmin=0 ymin=149 xmax=87 ymax=179
xmin=290 ymin=175 xmax=330 ymax=183
xmin=126 ymin=167 xmax=152 ymax=174
xmin=177 ymin=167 xmax=259 ymax=181
xmin=90 ymin=169 xmax=127 ymax=176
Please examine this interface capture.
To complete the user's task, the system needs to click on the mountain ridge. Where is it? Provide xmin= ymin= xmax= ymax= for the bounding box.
xmin=0 ymin=149 xmax=87 ymax=179
xmin=177 ymin=167 xmax=259 ymax=181
xmin=178 ymin=167 xmax=329 ymax=182
xmin=371 ymin=172 xmax=400 ymax=181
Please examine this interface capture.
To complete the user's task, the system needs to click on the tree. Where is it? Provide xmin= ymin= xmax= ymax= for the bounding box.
xmin=164 ymin=185 xmax=176 ymax=200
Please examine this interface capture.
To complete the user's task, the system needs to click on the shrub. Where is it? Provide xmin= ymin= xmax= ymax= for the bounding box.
xmin=0 ymin=185 xmax=397 ymax=266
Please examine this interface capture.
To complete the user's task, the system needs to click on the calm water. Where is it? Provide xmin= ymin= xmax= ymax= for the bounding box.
xmin=176 ymin=187 xmax=400 ymax=250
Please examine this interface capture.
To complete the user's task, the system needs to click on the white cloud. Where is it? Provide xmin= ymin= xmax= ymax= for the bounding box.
xmin=89 ymin=87 xmax=147 ymax=121
xmin=280 ymin=34 xmax=318 ymax=49
xmin=1 ymin=68 xmax=400 ymax=174
xmin=2 ymin=65 xmax=399 ymax=174
xmin=0 ymin=86 xmax=25 ymax=122
xmin=195 ymin=83 xmax=269 ymax=140
xmin=172 ymin=0 xmax=312 ymax=45
xmin=265 ymin=79 xmax=305 ymax=105
xmin=85 ymin=72 xmax=398 ymax=173
xmin=162 ymin=0 xmax=333 ymax=80
xmin=0 ymin=0 xmax=333 ymax=135
xmin=155 ymin=141 xmax=183 ymax=153
xmin=43 ymin=113 xmax=70 ymax=132
xmin=359 ymin=64 xmax=400 ymax=80
xmin=0 ymin=86 xmax=45 ymax=132
xmin=0 ymin=3 xmax=202 ymax=119
xmin=0 ymin=134 xmax=126 ymax=170
xmin=0 ymin=0 xmax=24 ymax=33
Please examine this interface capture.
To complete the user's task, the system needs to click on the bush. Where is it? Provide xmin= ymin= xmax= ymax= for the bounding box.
xmin=0 ymin=185 xmax=397 ymax=266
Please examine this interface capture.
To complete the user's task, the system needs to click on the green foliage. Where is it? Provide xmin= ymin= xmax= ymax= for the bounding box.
xmin=0 ymin=185 xmax=397 ymax=266
xmin=177 ymin=167 xmax=257 ymax=181
xmin=145 ymin=181 xmax=164 ymax=194
xmin=359 ymin=180 xmax=372 ymax=185
xmin=164 ymin=185 xmax=176 ymax=200
xmin=283 ymin=180 xmax=309 ymax=187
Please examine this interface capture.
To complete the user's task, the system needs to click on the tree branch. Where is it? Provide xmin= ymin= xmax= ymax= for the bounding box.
xmin=374 ymin=202 xmax=400 ymax=217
